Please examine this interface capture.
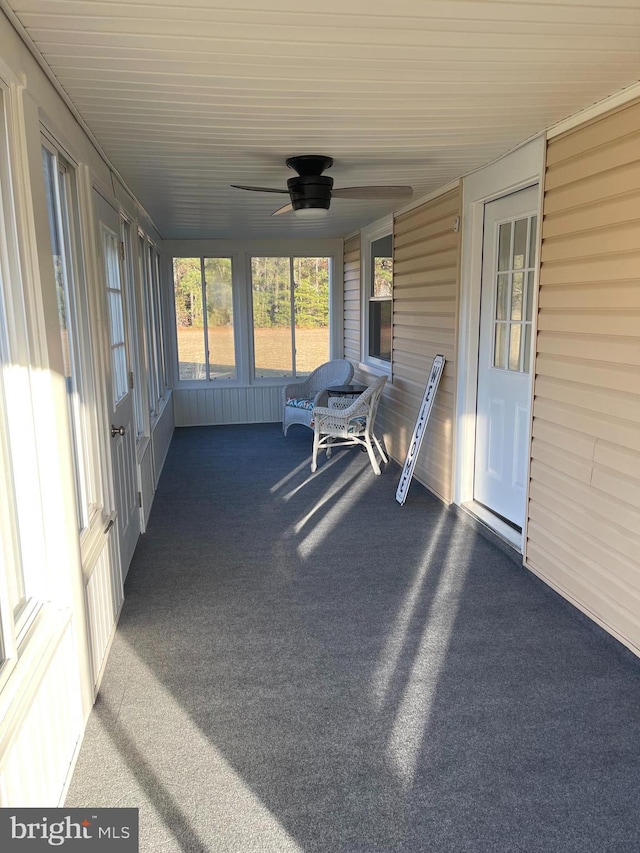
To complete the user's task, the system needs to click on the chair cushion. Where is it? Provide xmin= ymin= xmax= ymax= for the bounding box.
xmin=285 ymin=397 xmax=314 ymax=411
xmin=347 ymin=416 xmax=367 ymax=433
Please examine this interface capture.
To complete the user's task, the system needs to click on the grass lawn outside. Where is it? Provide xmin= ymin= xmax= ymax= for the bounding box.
xmin=176 ymin=326 xmax=330 ymax=380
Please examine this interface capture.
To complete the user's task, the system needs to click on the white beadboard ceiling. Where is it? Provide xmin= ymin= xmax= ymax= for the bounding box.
xmin=3 ymin=0 xmax=640 ymax=239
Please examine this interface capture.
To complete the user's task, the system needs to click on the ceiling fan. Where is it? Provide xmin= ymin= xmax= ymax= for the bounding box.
xmin=231 ymin=155 xmax=413 ymax=218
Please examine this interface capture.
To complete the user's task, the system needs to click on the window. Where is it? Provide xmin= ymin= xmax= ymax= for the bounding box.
xmin=362 ymin=217 xmax=393 ymax=369
xmin=251 ymin=256 xmax=330 ymax=378
xmin=173 ymin=257 xmax=236 ymax=380
xmin=493 ymin=214 xmax=537 ymax=374
xmin=141 ymin=236 xmax=169 ymax=412
xmin=121 ymin=219 xmax=145 ymax=440
xmin=0 ymin=92 xmax=48 ymax=665
xmin=102 ymin=227 xmax=128 ymax=405
xmin=368 ymin=235 xmax=392 ymax=362
xmin=42 ymin=143 xmax=101 ymax=533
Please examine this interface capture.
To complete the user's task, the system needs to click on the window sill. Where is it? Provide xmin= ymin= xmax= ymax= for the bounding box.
xmin=358 ymin=359 xmax=392 ymax=378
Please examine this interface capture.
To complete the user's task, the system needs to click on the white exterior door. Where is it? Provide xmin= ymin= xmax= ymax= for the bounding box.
xmin=474 ymin=186 xmax=538 ymax=528
xmin=94 ymin=190 xmax=140 ymax=573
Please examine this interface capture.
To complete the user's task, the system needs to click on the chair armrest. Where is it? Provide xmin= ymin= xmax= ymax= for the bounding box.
xmin=327 ymin=396 xmax=367 ymax=418
xmin=313 ymin=388 xmax=329 ymax=407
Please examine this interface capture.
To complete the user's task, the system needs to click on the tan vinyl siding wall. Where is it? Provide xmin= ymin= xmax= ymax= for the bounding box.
xmin=388 ymin=188 xmax=461 ymax=502
xmin=528 ymin=100 xmax=640 ymax=653
xmin=343 ymin=235 xmax=361 ymax=362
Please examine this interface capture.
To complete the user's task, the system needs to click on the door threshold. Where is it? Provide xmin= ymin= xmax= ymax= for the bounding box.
xmin=461 ymin=501 xmax=523 ymax=552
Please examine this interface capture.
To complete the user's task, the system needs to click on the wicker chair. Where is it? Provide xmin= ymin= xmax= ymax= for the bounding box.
xmin=282 ymin=359 xmax=354 ymax=436
xmin=311 ymin=375 xmax=388 ymax=475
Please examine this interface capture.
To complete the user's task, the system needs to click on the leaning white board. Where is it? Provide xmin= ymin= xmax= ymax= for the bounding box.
xmin=395 ymin=354 xmax=446 ymax=506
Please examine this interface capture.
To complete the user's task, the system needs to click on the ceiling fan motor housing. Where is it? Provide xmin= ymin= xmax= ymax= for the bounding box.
xmin=287 ymin=174 xmax=334 ymax=211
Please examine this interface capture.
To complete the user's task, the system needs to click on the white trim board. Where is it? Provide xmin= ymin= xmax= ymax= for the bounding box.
xmin=454 ymin=135 xmax=545 ymax=552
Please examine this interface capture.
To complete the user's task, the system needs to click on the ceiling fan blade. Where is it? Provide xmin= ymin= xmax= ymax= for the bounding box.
xmin=231 ymin=184 xmax=288 ymax=194
xmin=272 ymin=202 xmax=294 ymax=216
xmin=332 ymin=186 xmax=413 ymax=200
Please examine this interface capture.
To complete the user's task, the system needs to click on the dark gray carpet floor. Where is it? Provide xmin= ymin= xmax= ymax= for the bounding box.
xmin=66 ymin=424 xmax=640 ymax=852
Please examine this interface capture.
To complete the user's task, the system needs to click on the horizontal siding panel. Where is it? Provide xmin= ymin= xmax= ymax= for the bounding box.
xmin=394 ymin=281 xmax=458 ymax=299
xmin=545 ymin=100 xmax=640 ymax=167
xmin=545 ymin=130 xmax=640 ymax=190
xmin=528 ymin=524 xmax=640 ymax=625
xmin=394 ymin=325 xmax=458 ymax=348
xmin=530 ymin=437 xmax=594 ymax=484
xmin=538 ymin=281 xmax=640 ymax=309
xmin=529 ymin=515 xmax=640 ymax=600
xmin=537 ymin=308 xmax=640 ymax=336
xmin=540 ymin=253 xmax=640 ymax=285
xmin=395 ymin=191 xmax=459 ymax=229
xmin=543 ymin=161 xmax=640 ymax=215
xmin=528 ymin=539 xmax=640 ymax=654
xmin=537 ymin=330 xmax=640 ymax=366
xmin=541 ymin=219 xmax=640 ymax=263
xmin=591 ymin=464 xmax=640 ymax=507
xmin=533 ymin=397 xmax=640 ymax=452
xmin=391 ymin=268 xmax=457 ymax=288
xmin=395 ymin=307 xmax=457 ymax=324
xmin=529 ymin=478 xmax=640 ymax=566
xmin=529 ymin=458 xmax=640 ymax=542
xmin=531 ymin=417 xmax=597 ymax=460
xmin=593 ymin=441 xmax=640 ymax=480
xmin=394 ymin=246 xmax=459 ymax=273
xmin=543 ymin=191 xmax=640 ymax=238
xmin=535 ymin=353 xmax=640 ymax=394
xmin=394 ymin=225 xmax=458 ymax=253
xmin=534 ymin=375 xmax=640 ymax=422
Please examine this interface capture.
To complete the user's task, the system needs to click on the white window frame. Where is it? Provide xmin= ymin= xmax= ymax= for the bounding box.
xmin=42 ymin=138 xmax=103 ymax=537
xmin=121 ymin=216 xmax=146 ymax=442
xmin=361 ymin=215 xmax=393 ymax=374
xmin=0 ymin=85 xmax=49 ymax=681
xmin=139 ymin=233 xmax=168 ymax=418
xmin=173 ymin=255 xmax=239 ymax=383
xmin=249 ymin=255 xmax=333 ymax=381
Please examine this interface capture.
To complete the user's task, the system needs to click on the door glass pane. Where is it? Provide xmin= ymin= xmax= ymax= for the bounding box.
xmin=204 ymin=257 xmax=235 ymax=380
xmin=103 ymin=229 xmax=128 ymax=404
xmin=493 ymin=322 xmax=507 ymax=369
xmin=173 ymin=258 xmax=206 ymax=380
xmin=528 ymin=215 xmax=538 ymax=267
xmin=496 ymin=273 xmax=509 ymax=320
xmin=122 ymin=220 xmax=144 ymax=439
xmin=525 ymin=270 xmax=535 ymax=321
xmin=509 ymin=324 xmax=522 ymax=371
xmin=511 ymin=272 xmax=524 ymax=321
xmin=497 ymin=223 xmax=511 ymax=271
xmin=292 ymin=257 xmax=330 ymax=374
xmin=513 ymin=218 xmax=528 ymax=270
xmin=252 ymin=257 xmax=292 ymax=377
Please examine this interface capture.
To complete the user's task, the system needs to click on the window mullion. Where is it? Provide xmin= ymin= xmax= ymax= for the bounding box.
xmin=200 ymin=258 xmax=210 ymax=382
xmin=289 ymin=256 xmax=296 ymax=376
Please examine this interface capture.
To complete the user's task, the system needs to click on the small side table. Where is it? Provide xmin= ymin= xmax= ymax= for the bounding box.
xmin=326 ymin=383 xmax=368 ymax=398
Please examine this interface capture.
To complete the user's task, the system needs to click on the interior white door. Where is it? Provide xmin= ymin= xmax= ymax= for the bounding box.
xmin=474 ymin=185 xmax=538 ymax=528
xmin=94 ymin=190 xmax=140 ymax=573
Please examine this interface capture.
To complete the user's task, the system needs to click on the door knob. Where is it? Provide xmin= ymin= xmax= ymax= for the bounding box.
xmin=111 ymin=425 xmax=126 ymax=437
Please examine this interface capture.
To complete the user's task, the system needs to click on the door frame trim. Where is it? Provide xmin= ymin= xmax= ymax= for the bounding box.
xmin=454 ymin=135 xmax=545 ymax=552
